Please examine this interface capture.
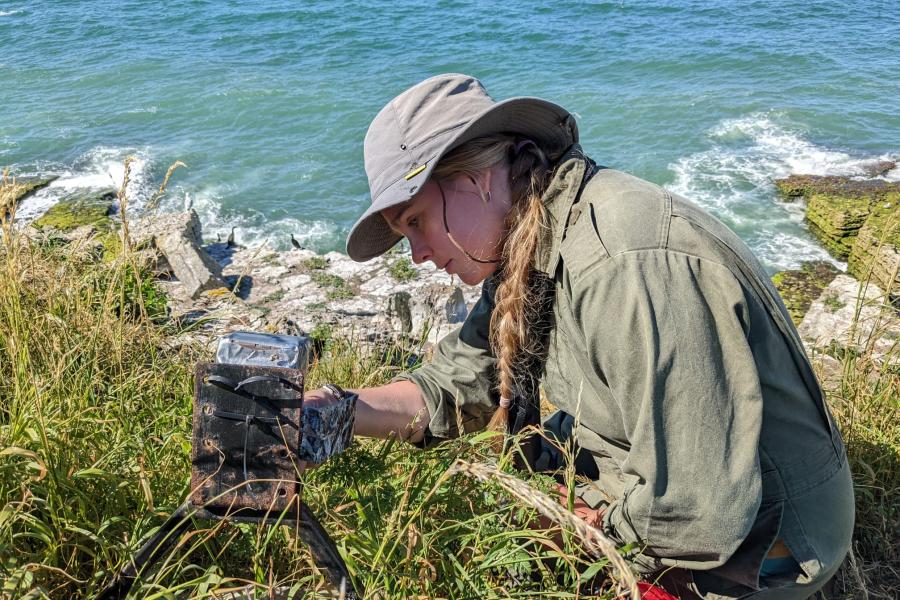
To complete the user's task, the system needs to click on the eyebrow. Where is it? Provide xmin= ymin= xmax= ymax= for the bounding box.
xmin=385 ymin=204 xmax=413 ymax=233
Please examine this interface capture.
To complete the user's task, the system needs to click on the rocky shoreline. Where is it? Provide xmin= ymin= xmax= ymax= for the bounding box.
xmin=9 ymin=164 xmax=899 ymax=376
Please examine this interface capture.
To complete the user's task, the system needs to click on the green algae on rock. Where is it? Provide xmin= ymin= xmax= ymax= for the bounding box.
xmin=848 ymin=200 xmax=900 ymax=296
xmin=775 ymin=174 xmax=900 ymax=262
xmin=775 ymin=174 xmax=900 ymax=202
xmin=9 ymin=176 xmax=57 ymax=204
xmin=805 ymin=194 xmax=872 ymax=260
xmin=772 ymin=261 xmax=842 ymax=325
xmin=32 ymin=189 xmax=116 ymax=232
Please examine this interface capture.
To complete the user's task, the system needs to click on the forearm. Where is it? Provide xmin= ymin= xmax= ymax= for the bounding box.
xmin=351 ymin=380 xmax=430 ymax=444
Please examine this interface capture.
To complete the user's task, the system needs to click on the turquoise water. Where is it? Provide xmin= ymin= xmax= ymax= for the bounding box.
xmin=2 ymin=0 xmax=898 ymax=270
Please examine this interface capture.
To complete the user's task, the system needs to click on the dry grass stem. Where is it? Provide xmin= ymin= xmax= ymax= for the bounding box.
xmin=447 ymin=459 xmax=640 ymax=599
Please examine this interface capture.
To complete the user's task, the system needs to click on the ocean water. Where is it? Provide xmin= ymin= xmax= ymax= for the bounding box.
xmin=2 ymin=0 xmax=898 ymax=271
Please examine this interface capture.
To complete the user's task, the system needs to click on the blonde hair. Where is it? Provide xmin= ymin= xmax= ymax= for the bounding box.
xmin=434 ymin=134 xmax=555 ymax=433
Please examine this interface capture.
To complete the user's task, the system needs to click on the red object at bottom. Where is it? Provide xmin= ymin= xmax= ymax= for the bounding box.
xmin=636 ymin=581 xmax=679 ymax=600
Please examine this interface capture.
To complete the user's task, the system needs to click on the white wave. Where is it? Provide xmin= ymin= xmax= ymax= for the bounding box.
xmin=749 ymin=230 xmax=845 ymax=273
xmin=707 ymin=115 xmax=898 ymax=179
xmin=667 ymin=113 xmax=897 ymax=271
xmin=14 ymin=147 xmax=154 ymax=222
xmin=154 ymin=184 xmax=339 ymax=252
xmin=0 ymin=10 xmax=21 ymax=16
xmin=125 ymin=106 xmax=158 ymax=114
xmin=11 ymin=145 xmax=340 ymax=252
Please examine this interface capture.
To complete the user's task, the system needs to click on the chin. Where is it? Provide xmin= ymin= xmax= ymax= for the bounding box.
xmin=458 ymin=268 xmax=491 ymax=286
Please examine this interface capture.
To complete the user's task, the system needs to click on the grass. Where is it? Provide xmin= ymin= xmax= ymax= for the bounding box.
xmin=310 ymin=271 xmax=356 ymax=301
xmin=301 ymin=256 xmax=328 ymax=271
xmin=262 ymin=288 xmax=287 ymax=304
xmin=0 ymin=172 xmax=629 ymax=599
xmin=823 ymin=293 xmax=847 ymax=312
xmin=388 ymin=256 xmax=418 ymax=282
xmin=814 ymin=285 xmax=900 ymax=598
xmin=0 ymin=169 xmax=896 ymax=598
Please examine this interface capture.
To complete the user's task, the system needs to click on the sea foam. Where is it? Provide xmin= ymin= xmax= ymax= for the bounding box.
xmin=13 ymin=147 xmax=152 ymax=223
xmin=667 ymin=113 xmax=897 ymax=272
xmin=158 ymin=184 xmax=338 ymax=251
xmin=11 ymin=145 xmax=338 ymax=252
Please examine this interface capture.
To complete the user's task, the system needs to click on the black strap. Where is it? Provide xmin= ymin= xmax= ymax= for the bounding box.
xmin=299 ymin=502 xmax=361 ymax=599
xmin=98 ymin=502 xmax=195 ymax=600
xmin=207 ymin=374 xmax=303 ymax=397
xmin=99 ymin=501 xmax=362 ymax=599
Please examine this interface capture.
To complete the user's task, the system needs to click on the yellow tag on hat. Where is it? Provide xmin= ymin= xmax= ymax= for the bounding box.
xmin=404 ymin=164 xmax=427 ymax=180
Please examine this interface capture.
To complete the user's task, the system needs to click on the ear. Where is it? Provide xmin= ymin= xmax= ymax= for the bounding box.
xmin=473 ymin=168 xmax=493 ymax=204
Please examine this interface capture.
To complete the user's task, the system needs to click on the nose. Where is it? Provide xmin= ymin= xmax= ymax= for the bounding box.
xmin=409 ymin=236 xmax=432 ymax=265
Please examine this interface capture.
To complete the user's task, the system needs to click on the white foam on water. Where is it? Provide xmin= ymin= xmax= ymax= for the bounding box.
xmin=667 ymin=113 xmax=897 ymax=272
xmin=124 ymin=106 xmax=159 ymax=114
xmin=155 ymin=184 xmax=338 ymax=252
xmin=0 ymin=10 xmax=22 ymax=16
xmin=12 ymin=146 xmax=339 ymax=251
xmin=14 ymin=147 xmax=154 ymax=222
xmin=707 ymin=115 xmax=897 ymax=179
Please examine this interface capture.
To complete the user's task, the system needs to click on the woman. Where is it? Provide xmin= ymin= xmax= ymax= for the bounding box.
xmin=311 ymin=74 xmax=854 ymax=599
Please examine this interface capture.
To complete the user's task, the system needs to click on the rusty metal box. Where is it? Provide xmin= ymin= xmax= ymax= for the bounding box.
xmin=190 ymin=362 xmax=304 ymax=520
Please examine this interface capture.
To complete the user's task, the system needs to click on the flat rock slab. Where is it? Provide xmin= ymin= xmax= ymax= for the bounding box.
xmin=861 ymin=160 xmax=897 ymax=178
xmin=772 ymin=261 xmax=841 ymax=326
xmin=798 ymin=274 xmax=900 ymax=365
xmin=212 ymin=245 xmax=482 ymax=346
xmin=133 ymin=210 xmax=227 ymax=299
xmin=775 ymin=174 xmax=900 ymax=201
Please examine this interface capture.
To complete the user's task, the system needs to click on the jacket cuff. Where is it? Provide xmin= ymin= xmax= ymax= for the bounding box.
xmin=391 ymin=371 xmax=451 ymax=448
xmin=603 ymin=500 xmax=661 ymax=575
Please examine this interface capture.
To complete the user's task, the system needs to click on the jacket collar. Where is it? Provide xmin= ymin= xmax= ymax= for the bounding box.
xmin=534 ymin=144 xmax=590 ymax=276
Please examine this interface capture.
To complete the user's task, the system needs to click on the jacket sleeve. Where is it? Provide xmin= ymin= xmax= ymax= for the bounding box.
xmin=395 ymin=279 xmax=499 ymax=444
xmin=571 ymin=249 xmax=765 ymax=571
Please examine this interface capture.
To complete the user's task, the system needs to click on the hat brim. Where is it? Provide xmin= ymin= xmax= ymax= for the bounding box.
xmin=346 ymin=96 xmax=577 ymax=262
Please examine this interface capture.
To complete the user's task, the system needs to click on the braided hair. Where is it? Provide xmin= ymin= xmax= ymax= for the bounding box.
xmin=432 ymin=134 xmax=556 ymax=432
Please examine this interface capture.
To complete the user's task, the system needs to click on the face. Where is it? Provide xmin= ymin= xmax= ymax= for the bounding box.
xmin=381 ymin=166 xmax=511 ymax=286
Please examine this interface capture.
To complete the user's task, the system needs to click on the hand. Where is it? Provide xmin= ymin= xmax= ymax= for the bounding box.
xmin=536 ymin=484 xmax=606 ymax=533
xmin=295 ymin=387 xmax=341 ymax=474
xmin=302 ymin=387 xmax=336 ymax=409
xmin=557 ymin=484 xmax=606 ymax=529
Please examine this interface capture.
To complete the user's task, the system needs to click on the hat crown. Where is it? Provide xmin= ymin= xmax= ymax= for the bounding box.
xmin=364 ymin=74 xmax=495 ymax=200
xmin=348 ymin=73 xmax=576 ymax=262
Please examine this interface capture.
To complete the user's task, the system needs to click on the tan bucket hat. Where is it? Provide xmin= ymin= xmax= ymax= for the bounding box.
xmin=346 ymin=73 xmax=578 ymax=261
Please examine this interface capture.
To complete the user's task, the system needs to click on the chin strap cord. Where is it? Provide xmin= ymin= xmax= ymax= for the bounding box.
xmin=437 ymin=178 xmax=501 ymax=265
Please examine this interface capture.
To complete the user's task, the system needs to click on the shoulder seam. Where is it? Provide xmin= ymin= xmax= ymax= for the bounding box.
xmin=574 ymin=247 xmax=735 ymax=284
xmin=659 ymin=189 xmax=673 ymax=248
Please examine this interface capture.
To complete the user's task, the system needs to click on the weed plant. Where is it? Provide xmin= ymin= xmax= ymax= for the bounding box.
xmin=301 ymin=257 xmax=329 ymax=272
xmin=310 ymin=271 xmax=355 ymax=301
xmin=814 ymin=278 xmax=900 ymax=598
xmin=387 ymin=256 xmax=418 ymax=282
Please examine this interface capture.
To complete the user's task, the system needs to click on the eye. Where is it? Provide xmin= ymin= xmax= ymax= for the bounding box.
xmin=406 ymin=215 xmax=419 ymax=229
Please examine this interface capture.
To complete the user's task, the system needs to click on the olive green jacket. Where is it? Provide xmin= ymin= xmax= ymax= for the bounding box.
xmin=400 ymin=148 xmax=853 ymax=593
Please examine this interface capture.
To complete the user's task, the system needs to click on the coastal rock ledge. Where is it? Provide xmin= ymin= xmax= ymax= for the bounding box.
xmin=25 ymin=194 xmax=899 ymax=374
xmin=774 ymin=172 xmax=900 ymax=295
xmin=131 ymin=210 xmax=482 ymax=354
